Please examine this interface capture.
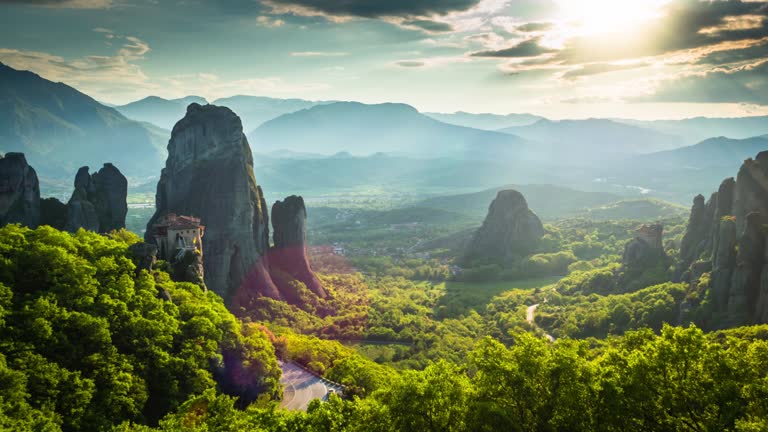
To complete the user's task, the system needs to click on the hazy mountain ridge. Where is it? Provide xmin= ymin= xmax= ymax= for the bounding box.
xmin=248 ymin=101 xmax=533 ymax=158
xmin=114 ymin=95 xmax=208 ymax=130
xmin=0 ymin=63 xmax=167 ymax=178
xmin=214 ymin=95 xmax=334 ymax=132
xmin=424 ymin=111 xmax=544 ymax=130
xmin=499 ymin=118 xmax=685 ymax=162
xmin=634 ymin=136 xmax=768 ymax=169
xmin=617 ymin=116 xmax=768 ymax=145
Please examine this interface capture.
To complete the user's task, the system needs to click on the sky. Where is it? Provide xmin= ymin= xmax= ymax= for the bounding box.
xmin=1 ymin=0 xmax=768 ymax=119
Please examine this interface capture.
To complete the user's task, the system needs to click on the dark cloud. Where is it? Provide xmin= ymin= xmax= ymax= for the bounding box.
xmin=402 ymin=19 xmax=453 ymax=32
xmin=561 ymin=62 xmax=649 ymax=80
xmin=638 ymin=60 xmax=768 ymax=105
xmin=516 ymin=22 xmax=553 ymax=32
xmin=265 ymin=0 xmax=482 ymax=19
xmin=696 ymin=40 xmax=768 ymax=65
xmin=470 ymin=37 xmax=555 ymax=58
xmin=396 ymin=60 xmax=426 ymax=67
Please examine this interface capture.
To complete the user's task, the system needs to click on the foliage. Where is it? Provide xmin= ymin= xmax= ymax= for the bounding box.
xmin=0 ymin=225 xmax=281 ymax=431
xmin=117 ymin=326 xmax=768 ymax=432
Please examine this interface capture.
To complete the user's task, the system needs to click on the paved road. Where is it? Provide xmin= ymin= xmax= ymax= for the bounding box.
xmin=279 ymin=361 xmax=329 ymax=411
xmin=527 ymin=304 xmax=555 ymax=342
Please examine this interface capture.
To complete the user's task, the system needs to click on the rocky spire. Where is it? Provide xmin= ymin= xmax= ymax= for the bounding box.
xmin=146 ymin=103 xmax=279 ymax=302
xmin=269 ymin=195 xmax=326 ymax=300
xmin=0 ymin=152 xmax=40 ymax=228
xmin=683 ymin=151 xmax=768 ymax=327
xmin=462 ymin=189 xmax=544 ymax=264
xmin=65 ymin=164 xmax=127 ymax=233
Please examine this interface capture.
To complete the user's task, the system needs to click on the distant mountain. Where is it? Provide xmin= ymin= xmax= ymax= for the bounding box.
xmin=249 ymin=101 xmax=532 ymax=158
xmin=415 ymin=184 xmax=623 ymax=221
xmin=617 ymin=116 xmax=768 ymax=145
xmin=114 ymin=95 xmax=207 ymax=129
xmin=634 ymin=136 xmax=768 ymax=170
xmin=424 ymin=111 xmax=544 ymax=130
xmin=212 ymin=95 xmax=333 ymax=132
xmin=0 ymin=63 xmax=167 ymax=179
xmin=499 ymin=119 xmax=684 ymax=163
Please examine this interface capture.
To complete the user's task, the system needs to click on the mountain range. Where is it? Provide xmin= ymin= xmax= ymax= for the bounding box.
xmin=424 ymin=111 xmax=544 ymax=130
xmin=114 ymin=94 xmax=332 ymax=132
xmin=3 ymin=61 xmax=768 ymax=206
xmin=114 ymin=95 xmax=208 ymax=130
xmin=499 ymin=118 xmax=684 ymax=163
xmin=0 ymin=62 xmax=166 ymax=178
xmin=248 ymin=101 xmax=532 ymax=158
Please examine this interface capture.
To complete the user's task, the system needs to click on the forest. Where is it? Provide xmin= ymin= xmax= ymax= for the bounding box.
xmin=2 ymin=218 xmax=768 ymax=431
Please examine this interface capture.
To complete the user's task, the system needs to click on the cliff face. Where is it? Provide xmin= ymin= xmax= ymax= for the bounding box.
xmin=65 ymin=164 xmax=128 ymax=233
xmin=682 ymin=151 xmax=768 ymax=326
xmin=462 ymin=189 xmax=544 ymax=264
xmin=146 ymin=103 xmax=279 ymax=302
xmin=269 ymin=195 xmax=326 ymax=301
xmin=0 ymin=153 xmax=40 ymax=228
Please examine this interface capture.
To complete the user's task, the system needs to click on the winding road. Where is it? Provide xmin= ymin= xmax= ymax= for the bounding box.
xmin=279 ymin=361 xmax=332 ymax=411
xmin=527 ymin=304 xmax=555 ymax=342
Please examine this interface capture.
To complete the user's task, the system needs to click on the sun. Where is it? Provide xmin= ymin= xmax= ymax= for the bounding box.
xmin=555 ymin=0 xmax=671 ymax=36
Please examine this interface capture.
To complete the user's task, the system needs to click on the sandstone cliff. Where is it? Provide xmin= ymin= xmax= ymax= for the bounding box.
xmin=682 ymin=151 xmax=768 ymax=327
xmin=462 ymin=189 xmax=544 ymax=264
xmin=269 ymin=195 xmax=326 ymax=301
xmin=146 ymin=103 xmax=280 ymax=302
xmin=65 ymin=164 xmax=128 ymax=233
xmin=0 ymin=152 xmax=40 ymax=228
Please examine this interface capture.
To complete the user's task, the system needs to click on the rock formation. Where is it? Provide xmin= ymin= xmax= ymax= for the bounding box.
xmin=269 ymin=196 xmax=326 ymax=300
xmin=0 ymin=152 xmax=40 ymax=228
xmin=40 ymin=197 xmax=68 ymax=229
xmin=128 ymin=242 xmax=158 ymax=273
xmin=462 ymin=190 xmax=544 ymax=264
xmin=622 ymin=224 xmax=665 ymax=269
xmin=65 ymin=164 xmax=128 ymax=233
xmin=145 ymin=103 xmax=279 ymax=302
xmin=681 ymin=151 xmax=768 ymax=327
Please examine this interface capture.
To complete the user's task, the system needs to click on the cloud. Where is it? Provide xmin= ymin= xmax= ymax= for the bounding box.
xmin=471 ymin=37 xmax=556 ymax=58
xmin=290 ymin=51 xmax=349 ymax=57
xmin=695 ymin=37 xmax=768 ymax=64
xmin=393 ymin=56 xmax=471 ymax=68
xmin=0 ymin=0 xmax=112 ymax=8
xmin=262 ymin=0 xmax=483 ymax=19
xmin=256 ymin=15 xmax=285 ymax=27
xmin=561 ymin=62 xmax=650 ymax=80
xmin=0 ymin=34 xmax=153 ymax=102
xmin=401 ymin=19 xmax=454 ymax=32
xmin=638 ymin=60 xmax=768 ymax=105
xmin=396 ymin=60 xmax=426 ymax=67
xmin=516 ymin=21 xmax=553 ymax=33
xmin=556 ymin=0 xmax=768 ymax=64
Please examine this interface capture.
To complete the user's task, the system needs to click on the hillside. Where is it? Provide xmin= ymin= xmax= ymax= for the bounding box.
xmin=424 ymin=111 xmax=544 ymax=130
xmin=618 ymin=116 xmax=768 ymax=145
xmin=114 ymin=95 xmax=207 ymax=129
xmin=415 ymin=184 xmax=623 ymax=221
xmin=500 ymin=118 xmax=684 ymax=163
xmin=634 ymin=136 xmax=768 ymax=169
xmin=581 ymin=198 xmax=688 ymax=220
xmin=0 ymin=63 xmax=167 ymax=178
xmin=248 ymin=102 xmax=532 ymax=158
